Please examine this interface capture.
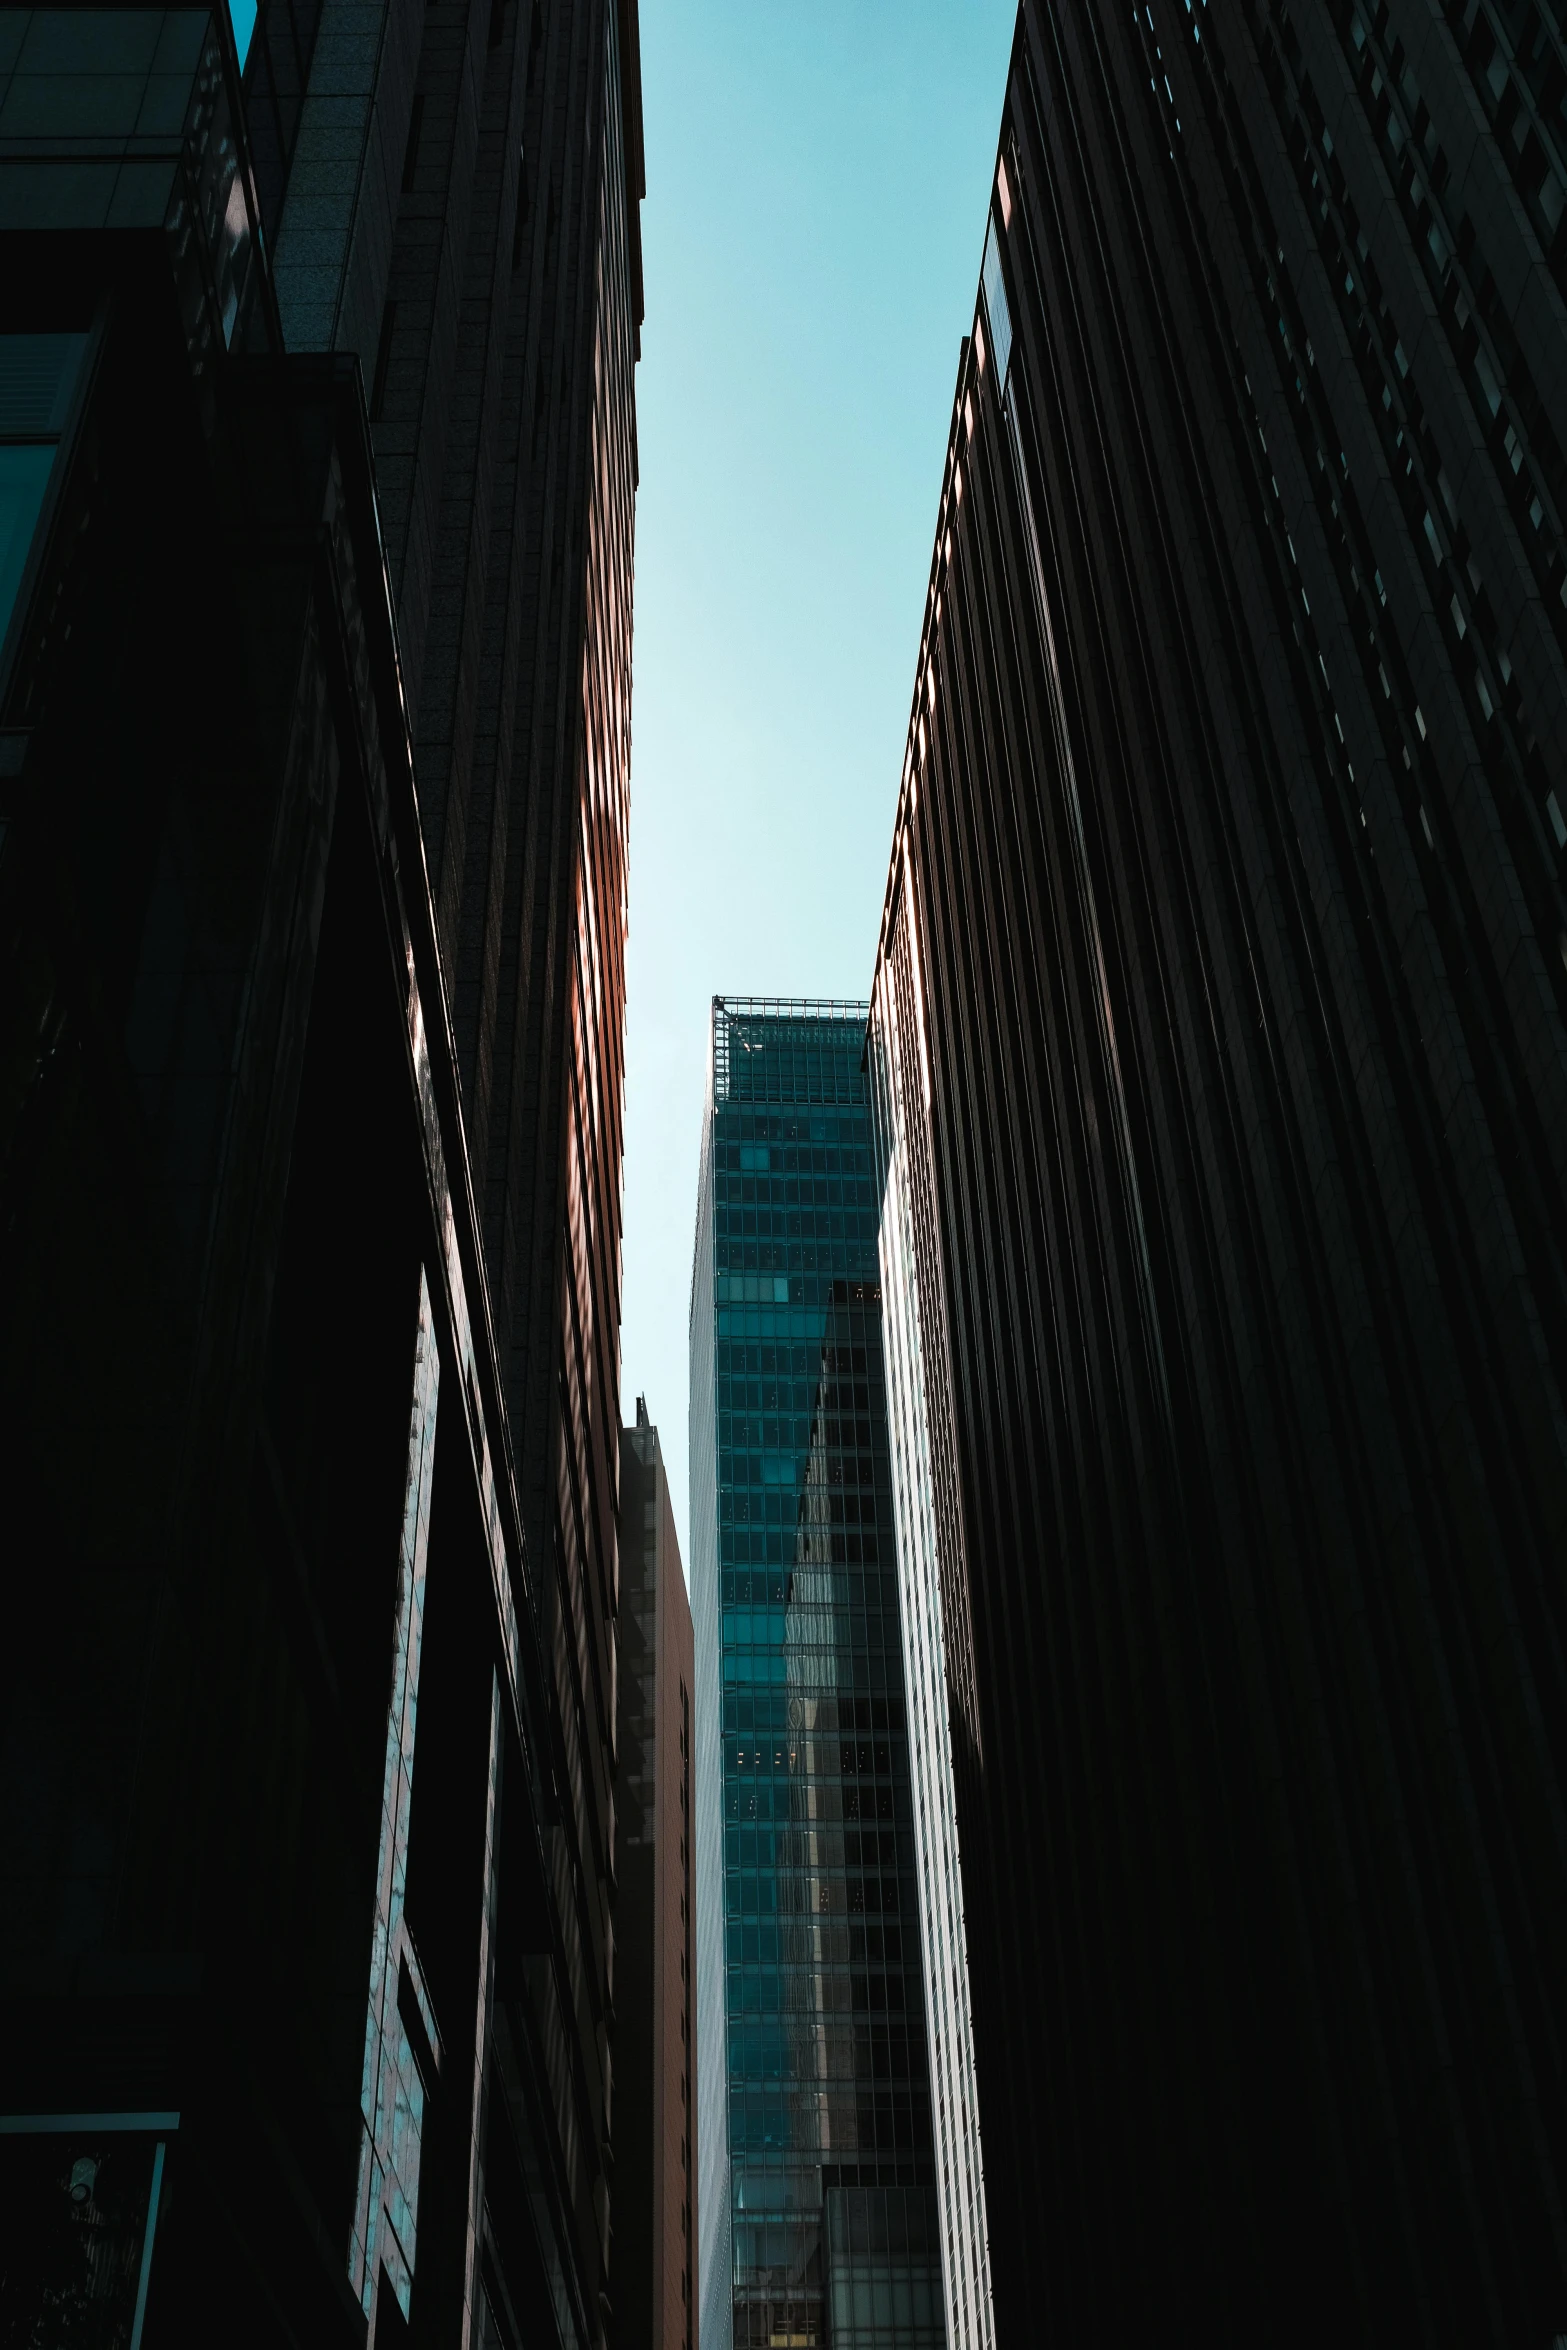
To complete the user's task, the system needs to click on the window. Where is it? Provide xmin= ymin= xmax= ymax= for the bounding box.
xmin=0 ymin=334 xmax=86 ymax=665
xmin=981 ymin=217 xmax=1013 ymax=390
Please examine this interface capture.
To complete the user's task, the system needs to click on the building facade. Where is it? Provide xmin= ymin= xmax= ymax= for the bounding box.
xmin=869 ymin=0 xmax=1567 ymax=2338
xmin=690 ymin=999 xmax=943 ymax=2350
xmin=866 ymin=994 xmax=994 ymax=2350
xmin=245 ymin=0 xmax=644 ymax=2326
xmin=610 ymin=1401 xmax=696 ymax=2350
xmin=0 ymin=3 xmax=640 ymax=2345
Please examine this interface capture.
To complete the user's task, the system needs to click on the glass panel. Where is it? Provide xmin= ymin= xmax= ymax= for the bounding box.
xmin=0 ymin=334 xmax=87 ymax=435
xmin=981 ymin=218 xmax=1012 ymax=389
xmin=350 ymin=1267 xmax=441 ymax=2322
xmin=0 ymin=443 xmax=58 ymax=651
xmin=0 ymin=2130 xmax=165 ymax=2348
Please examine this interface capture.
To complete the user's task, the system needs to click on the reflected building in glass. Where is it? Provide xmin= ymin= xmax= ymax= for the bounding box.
xmin=690 ymin=1000 xmax=944 ymax=2350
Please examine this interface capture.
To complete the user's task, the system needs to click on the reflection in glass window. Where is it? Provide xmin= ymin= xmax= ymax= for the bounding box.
xmin=982 ymin=217 xmax=1013 ymax=391
xmin=693 ymin=1002 xmax=945 ymax=2350
xmin=0 ymin=333 xmax=87 ymax=657
xmin=0 ymin=443 xmax=56 ymax=650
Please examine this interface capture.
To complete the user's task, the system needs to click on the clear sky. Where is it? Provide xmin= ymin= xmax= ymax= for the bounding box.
xmin=621 ymin=0 xmax=1017 ymax=1564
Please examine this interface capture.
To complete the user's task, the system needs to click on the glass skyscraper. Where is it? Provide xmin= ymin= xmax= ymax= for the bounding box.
xmin=690 ymin=1000 xmax=943 ymax=2350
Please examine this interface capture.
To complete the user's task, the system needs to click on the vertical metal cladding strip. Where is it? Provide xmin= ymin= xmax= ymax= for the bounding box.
xmin=870 ymin=939 xmax=997 ymax=2350
xmin=883 ymin=1 xmax=1567 ymax=2331
xmin=406 ymin=958 xmax=525 ymax=1726
xmin=460 ymin=1667 xmax=506 ymax=2349
xmin=127 ymin=2140 xmax=167 ymax=2350
xmin=1001 ymin=349 xmax=1173 ymax=1434
xmin=351 ymin=1263 xmax=441 ymax=2315
xmin=689 ymin=1062 xmax=733 ymax=2350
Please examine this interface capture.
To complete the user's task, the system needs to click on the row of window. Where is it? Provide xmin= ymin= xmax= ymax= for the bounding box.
xmin=723 ymin=1616 xmax=896 ymax=1660
xmin=715 ymin=1111 xmax=863 ymax=1150
xmin=1260 ymin=7 xmax=1567 ymax=895
xmin=733 ymin=2226 xmax=826 ymax=2277
xmin=1449 ymin=0 xmax=1567 ymax=284
xmin=718 ymin=1341 xmax=878 ymax=1381
xmin=716 ymin=1177 xmax=875 ymax=1212
xmin=721 ymin=1373 xmax=877 ymax=1411
xmin=728 ymin=1795 xmax=899 ymax=1835
xmin=722 ymin=1411 xmax=880 ymax=1447
xmin=717 ymin=1142 xmax=873 ymax=1177
xmin=730 ymin=1737 xmax=901 ymax=1775
xmin=722 ymin=1490 xmax=883 ymax=1525
xmin=722 ymin=1651 xmax=900 ymax=1699
xmin=728 ymin=2099 xmax=928 ymax=2155
xmin=726 ymin=1828 xmax=912 ymax=1872
xmin=724 ymin=1058 xmax=867 ymax=1107
xmin=722 ymin=1447 xmax=884 ymax=1491
xmin=720 ymin=1455 xmax=879 ymax=1501
xmin=722 ymin=1655 xmax=902 ymax=1696
xmin=724 ymin=1872 xmax=913 ymax=1919
xmin=726 ymin=1919 xmax=910 ymax=1969
xmin=722 ymin=1693 xmax=907 ymax=1736
xmin=732 ymin=2292 xmax=828 ymax=2349
xmin=721 ymin=1527 xmax=885 ymax=1567
xmin=727 ymin=1966 xmax=914 ymax=2014
xmin=716 ymin=1228 xmax=870 ymax=1264
xmin=728 ymin=2024 xmax=928 ymax=2084
xmin=724 ymin=1570 xmax=899 ymax=1609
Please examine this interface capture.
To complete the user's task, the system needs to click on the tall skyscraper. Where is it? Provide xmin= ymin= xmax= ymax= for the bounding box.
xmin=0 ymin=2 xmax=639 ymax=2344
xmin=690 ymin=999 xmax=944 ymax=2350
xmin=611 ymin=1399 xmax=697 ymax=2350
xmin=868 ymin=1020 xmax=994 ymax=2350
xmin=245 ymin=15 xmax=643 ymax=2330
xmin=869 ymin=0 xmax=1567 ymax=2339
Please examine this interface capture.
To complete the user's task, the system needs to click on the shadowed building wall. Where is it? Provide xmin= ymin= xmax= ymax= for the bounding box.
xmin=0 ymin=4 xmax=641 ymax=2345
xmin=869 ymin=0 xmax=1567 ymax=2339
xmin=241 ymin=0 xmax=643 ymax=2331
xmin=611 ymin=1401 xmax=696 ymax=2350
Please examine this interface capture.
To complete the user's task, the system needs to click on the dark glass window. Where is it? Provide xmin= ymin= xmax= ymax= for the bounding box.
xmin=0 ymin=335 xmax=86 ymax=659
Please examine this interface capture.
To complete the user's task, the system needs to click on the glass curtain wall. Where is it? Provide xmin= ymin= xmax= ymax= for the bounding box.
xmin=690 ymin=1000 xmax=944 ymax=2350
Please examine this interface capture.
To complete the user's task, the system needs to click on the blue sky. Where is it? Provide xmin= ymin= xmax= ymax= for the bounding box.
xmin=622 ymin=0 xmax=1016 ymax=1559
xmin=234 ymin=0 xmax=1016 ymax=1561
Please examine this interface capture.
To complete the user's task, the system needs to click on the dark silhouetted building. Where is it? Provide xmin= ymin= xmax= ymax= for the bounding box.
xmin=690 ymin=1000 xmax=944 ymax=2350
xmin=868 ymin=0 xmax=1567 ymax=2340
xmin=249 ymin=0 xmax=646 ymax=2322
xmin=610 ymin=1399 xmax=696 ymax=2350
xmin=0 ymin=2 xmax=640 ymax=2345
